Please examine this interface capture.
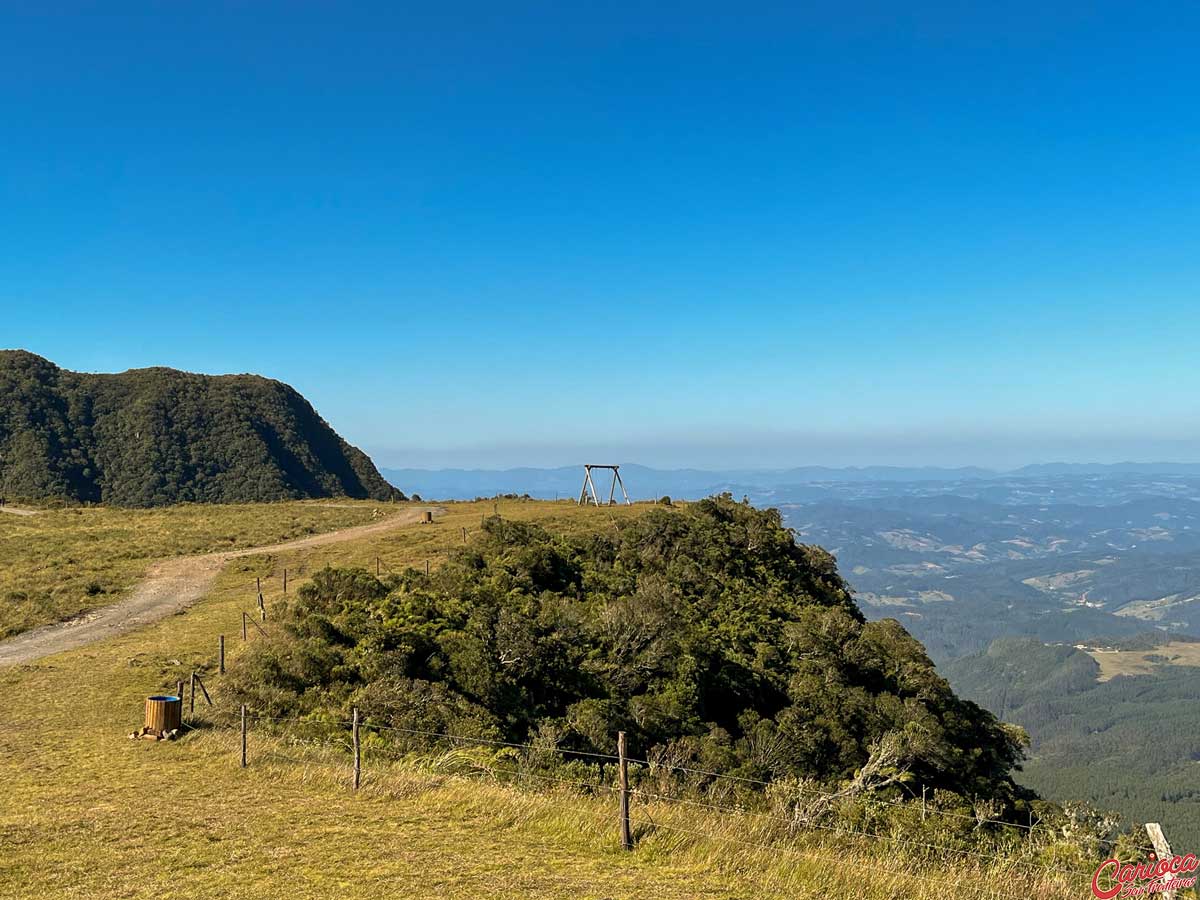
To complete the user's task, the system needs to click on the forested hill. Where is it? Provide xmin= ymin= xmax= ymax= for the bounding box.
xmin=0 ymin=351 xmax=401 ymax=506
xmin=229 ymin=497 xmax=1033 ymax=818
xmin=943 ymin=637 xmax=1200 ymax=848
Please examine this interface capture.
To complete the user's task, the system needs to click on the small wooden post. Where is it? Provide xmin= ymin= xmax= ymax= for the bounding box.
xmin=189 ymin=671 xmax=196 ymax=715
xmin=219 ymin=635 xmax=225 ymax=674
xmin=1146 ymin=823 xmax=1177 ymax=900
xmin=240 ymin=705 xmax=248 ymax=768
xmin=195 ymin=674 xmax=212 ymax=706
xmin=256 ymin=576 xmax=261 ymax=593
xmin=462 ymin=527 xmax=468 ymax=544
xmin=352 ymin=707 xmax=361 ymax=790
xmin=425 ymin=559 xmax=430 ymax=576
xmin=283 ymin=568 xmax=288 ymax=593
xmin=242 ymin=611 xmax=248 ymax=640
xmin=921 ymin=785 xmax=927 ymax=821
xmin=176 ymin=679 xmax=184 ymax=708
xmin=618 ymin=731 xmax=632 ymax=851
xmin=375 ymin=557 xmax=380 ymax=576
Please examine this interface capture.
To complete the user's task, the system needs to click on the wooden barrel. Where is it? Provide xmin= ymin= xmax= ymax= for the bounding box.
xmin=145 ymin=695 xmax=182 ymax=734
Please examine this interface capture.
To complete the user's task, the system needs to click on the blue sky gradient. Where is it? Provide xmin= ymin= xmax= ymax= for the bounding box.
xmin=3 ymin=2 xmax=1198 ymax=468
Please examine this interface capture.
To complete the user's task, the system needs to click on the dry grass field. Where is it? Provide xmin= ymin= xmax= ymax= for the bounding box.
xmin=0 ymin=499 xmax=1099 ymax=899
xmin=1087 ymin=640 xmax=1200 ymax=682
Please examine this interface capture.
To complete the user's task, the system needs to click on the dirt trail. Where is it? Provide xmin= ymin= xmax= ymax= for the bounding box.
xmin=0 ymin=505 xmax=39 ymax=517
xmin=0 ymin=507 xmax=443 ymax=667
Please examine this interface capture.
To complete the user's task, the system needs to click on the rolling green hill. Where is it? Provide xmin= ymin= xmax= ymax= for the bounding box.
xmin=0 ymin=350 xmax=401 ymax=506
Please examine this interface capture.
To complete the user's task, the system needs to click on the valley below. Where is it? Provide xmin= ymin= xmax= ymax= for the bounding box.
xmin=762 ymin=470 xmax=1200 ymax=849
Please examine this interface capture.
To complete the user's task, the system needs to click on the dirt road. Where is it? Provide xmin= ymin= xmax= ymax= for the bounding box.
xmin=0 ymin=507 xmax=442 ymax=667
xmin=0 ymin=505 xmax=38 ymax=517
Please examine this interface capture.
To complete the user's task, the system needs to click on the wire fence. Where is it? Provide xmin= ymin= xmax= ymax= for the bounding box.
xmin=260 ymin=713 xmax=1151 ymax=853
xmin=168 ymin=705 xmax=1153 ymax=898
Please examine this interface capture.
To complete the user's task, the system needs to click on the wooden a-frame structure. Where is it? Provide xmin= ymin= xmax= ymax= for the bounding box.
xmin=578 ymin=464 xmax=631 ymax=506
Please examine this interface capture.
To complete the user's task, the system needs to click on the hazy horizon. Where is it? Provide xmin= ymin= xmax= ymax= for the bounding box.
xmin=371 ymin=446 xmax=1200 ymax=473
xmin=10 ymin=347 xmax=1197 ymax=471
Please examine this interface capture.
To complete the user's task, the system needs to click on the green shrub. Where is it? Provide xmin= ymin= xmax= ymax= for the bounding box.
xmin=225 ymin=496 xmax=1028 ymax=819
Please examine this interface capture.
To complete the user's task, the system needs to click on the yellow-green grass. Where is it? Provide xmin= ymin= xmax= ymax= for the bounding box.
xmin=1087 ymin=640 xmax=1200 ymax=682
xmin=0 ymin=499 xmax=399 ymax=638
xmin=0 ymin=500 xmax=1094 ymax=899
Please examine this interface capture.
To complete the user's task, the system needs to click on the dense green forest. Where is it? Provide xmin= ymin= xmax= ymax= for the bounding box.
xmin=0 ymin=350 xmax=401 ymax=506
xmin=228 ymin=497 xmax=1040 ymax=818
xmin=944 ymin=638 xmax=1200 ymax=848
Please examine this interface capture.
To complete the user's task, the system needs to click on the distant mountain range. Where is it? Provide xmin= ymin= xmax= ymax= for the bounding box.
xmin=381 ymin=461 xmax=1200 ymax=500
xmin=0 ymin=351 xmax=400 ymax=506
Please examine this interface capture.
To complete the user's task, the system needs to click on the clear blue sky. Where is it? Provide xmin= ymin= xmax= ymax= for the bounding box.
xmin=4 ymin=2 xmax=1198 ymax=469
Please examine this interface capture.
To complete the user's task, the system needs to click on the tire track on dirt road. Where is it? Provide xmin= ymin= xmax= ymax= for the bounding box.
xmin=0 ymin=505 xmax=39 ymax=517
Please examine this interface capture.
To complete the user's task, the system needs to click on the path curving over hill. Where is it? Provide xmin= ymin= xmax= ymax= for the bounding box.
xmin=0 ymin=506 xmax=443 ymax=667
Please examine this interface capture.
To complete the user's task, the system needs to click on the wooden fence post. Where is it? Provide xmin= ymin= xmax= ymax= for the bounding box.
xmin=219 ymin=635 xmax=225 ymax=674
xmin=375 ymin=557 xmax=380 ymax=576
xmin=352 ymin=707 xmax=361 ymax=790
xmin=1146 ymin=823 xmax=1177 ymax=900
xmin=242 ymin=611 xmax=248 ymax=640
xmin=240 ymin=705 xmax=248 ymax=768
xmin=618 ymin=731 xmax=632 ymax=851
xmin=256 ymin=576 xmax=261 ymax=593
xmin=195 ymin=674 xmax=212 ymax=706
xmin=176 ymin=679 xmax=184 ymax=705
xmin=189 ymin=671 xmax=196 ymax=716
xmin=462 ymin=527 xmax=467 ymax=544
xmin=921 ymin=785 xmax=927 ymax=821
xmin=425 ymin=559 xmax=430 ymax=576
xmin=283 ymin=568 xmax=288 ymax=593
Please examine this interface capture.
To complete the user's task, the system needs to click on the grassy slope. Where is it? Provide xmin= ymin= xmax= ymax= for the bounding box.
xmin=0 ymin=500 xmax=392 ymax=637
xmin=0 ymin=500 xmax=1088 ymax=899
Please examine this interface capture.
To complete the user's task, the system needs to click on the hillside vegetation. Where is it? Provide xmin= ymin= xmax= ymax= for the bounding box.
xmin=0 ymin=350 xmax=400 ymax=506
xmin=228 ymin=497 xmax=1034 ymax=821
